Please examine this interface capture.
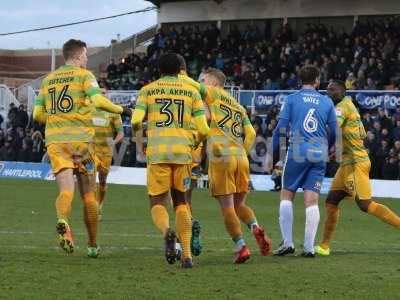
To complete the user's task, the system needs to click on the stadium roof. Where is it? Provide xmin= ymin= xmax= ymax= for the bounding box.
xmin=148 ymin=0 xmax=215 ymax=7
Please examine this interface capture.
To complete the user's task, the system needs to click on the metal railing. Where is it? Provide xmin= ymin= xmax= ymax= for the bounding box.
xmin=0 ymin=84 xmax=20 ymax=129
xmin=14 ymin=85 xmax=38 ymax=114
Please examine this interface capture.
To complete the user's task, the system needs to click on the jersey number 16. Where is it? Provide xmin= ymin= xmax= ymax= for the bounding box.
xmin=48 ymin=85 xmax=74 ymax=114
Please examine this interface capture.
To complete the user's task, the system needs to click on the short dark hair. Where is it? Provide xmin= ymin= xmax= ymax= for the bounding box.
xmin=332 ymin=80 xmax=346 ymax=92
xmin=299 ymin=66 xmax=320 ymax=85
xmin=176 ymin=54 xmax=187 ymax=71
xmin=157 ymin=53 xmax=180 ymax=76
xmin=62 ymin=39 xmax=87 ymax=61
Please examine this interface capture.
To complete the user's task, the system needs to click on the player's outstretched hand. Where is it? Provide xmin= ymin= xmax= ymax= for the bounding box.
xmin=121 ymin=106 xmax=132 ymax=118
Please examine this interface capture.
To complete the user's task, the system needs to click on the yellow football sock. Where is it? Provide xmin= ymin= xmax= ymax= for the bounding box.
xmin=320 ymin=203 xmax=340 ymax=250
xmin=82 ymin=192 xmax=98 ymax=247
xmin=175 ymin=204 xmax=192 ymax=259
xmin=367 ymin=201 xmax=400 ymax=228
xmin=96 ymin=183 xmax=107 ymax=207
xmin=236 ymin=205 xmax=258 ymax=229
xmin=221 ymin=207 xmax=243 ymax=240
xmin=186 ymin=202 xmax=193 ymax=216
xmin=151 ymin=204 xmax=169 ymax=235
xmin=55 ymin=190 xmax=74 ymax=221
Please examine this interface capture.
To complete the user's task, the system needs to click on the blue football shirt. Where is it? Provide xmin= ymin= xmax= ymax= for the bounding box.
xmin=279 ymin=88 xmax=336 ymax=146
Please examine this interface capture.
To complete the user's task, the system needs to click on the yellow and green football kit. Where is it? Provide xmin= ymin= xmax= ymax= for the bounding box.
xmin=131 ymin=75 xmax=209 ymax=262
xmin=330 ymin=96 xmax=371 ymax=200
xmin=34 ymin=64 xmax=123 ymax=174
xmin=92 ymin=108 xmax=123 ymax=173
xmin=131 ymin=75 xmax=209 ymax=196
xmin=205 ymin=86 xmax=255 ymax=196
xmin=179 ymin=71 xmax=207 ymax=179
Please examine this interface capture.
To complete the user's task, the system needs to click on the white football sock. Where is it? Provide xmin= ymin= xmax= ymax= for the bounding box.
xmin=279 ymin=200 xmax=294 ymax=248
xmin=234 ymin=238 xmax=246 ymax=252
xmin=304 ymin=205 xmax=320 ymax=253
xmin=175 ymin=242 xmax=182 ymax=251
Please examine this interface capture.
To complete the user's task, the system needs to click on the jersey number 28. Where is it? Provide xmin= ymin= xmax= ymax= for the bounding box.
xmin=218 ymin=104 xmax=242 ymax=138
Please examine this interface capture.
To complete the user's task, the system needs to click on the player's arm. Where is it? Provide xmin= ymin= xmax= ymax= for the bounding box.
xmin=131 ymin=89 xmax=147 ymax=132
xmin=242 ymin=113 xmax=256 ymax=154
xmin=91 ymin=94 xmax=123 ymax=114
xmin=83 ymin=70 xmax=125 ymax=115
xmin=199 ymin=82 xmax=207 ymax=101
xmin=243 ymin=123 xmax=256 ymax=154
xmin=272 ymin=118 xmax=289 ymax=154
xmin=112 ymin=115 xmax=124 ymax=145
xmin=192 ymin=91 xmax=210 ymax=143
xmin=272 ymin=98 xmax=291 ymax=155
xmin=33 ymin=85 xmax=47 ymax=124
xmin=203 ymin=85 xmax=216 ymax=121
xmin=335 ymin=105 xmax=346 ymax=128
xmin=328 ymin=103 xmax=339 ymax=150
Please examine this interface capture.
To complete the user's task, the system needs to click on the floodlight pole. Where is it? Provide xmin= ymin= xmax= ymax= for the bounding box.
xmin=51 ymin=48 xmax=56 ymax=71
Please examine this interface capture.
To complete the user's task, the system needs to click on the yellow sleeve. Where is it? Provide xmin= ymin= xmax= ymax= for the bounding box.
xmin=112 ymin=114 xmax=123 ymax=133
xmin=131 ymin=89 xmax=147 ymax=131
xmin=204 ymin=85 xmax=215 ymax=105
xmin=335 ymin=103 xmax=347 ymax=128
xmin=243 ymin=117 xmax=256 ymax=154
xmin=91 ymin=94 xmax=123 ymax=114
xmin=192 ymin=90 xmax=205 ymax=116
xmin=33 ymin=106 xmax=47 ymax=124
xmin=83 ymin=70 xmax=102 ymax=97
xmin=193 ymin=114 xmax=210 ymax=142
xmin=33 ymin=86 xmax=47 ymax=123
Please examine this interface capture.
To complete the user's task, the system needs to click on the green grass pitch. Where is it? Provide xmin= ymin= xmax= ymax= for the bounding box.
xmin=0 ymin=179 xmax=399 ymax=299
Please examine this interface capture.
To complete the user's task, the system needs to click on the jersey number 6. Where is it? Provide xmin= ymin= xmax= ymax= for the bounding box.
xmin=303 ymin=108 xmax=318 ymax=133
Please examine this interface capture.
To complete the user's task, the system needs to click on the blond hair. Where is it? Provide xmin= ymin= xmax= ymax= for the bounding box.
xmin=205 ymin=68 xmax=226 ymax=86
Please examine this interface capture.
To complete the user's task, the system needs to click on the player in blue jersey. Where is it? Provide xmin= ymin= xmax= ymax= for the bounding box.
xmin=271 ymin=66 xmax=337 ymax=257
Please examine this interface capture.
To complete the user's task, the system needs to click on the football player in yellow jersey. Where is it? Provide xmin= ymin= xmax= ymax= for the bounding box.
xmin=175 ymin=54 xmax=208 ymax=258
xmin=33 ymin=39 xmax=130 ymax=258
xmin=92 ymin=104 xmax=124 ymax=220
xmin=315 ymin=80 xmax=400 ymax=256
xmin=204 ymin=68 xmax=272 ymax=264
xmin=131 ymin=53 xmax=209 ymax=268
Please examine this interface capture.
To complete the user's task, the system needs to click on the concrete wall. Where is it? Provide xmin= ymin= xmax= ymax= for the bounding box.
xmin=159 ymin=0 xmax=400 ymax=23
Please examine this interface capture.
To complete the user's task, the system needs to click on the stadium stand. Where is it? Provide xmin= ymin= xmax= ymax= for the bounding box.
xmin=1 ymin=16 xmax=400 ymax=179
xmin=103 ymin=18 xmax=400 ymax=91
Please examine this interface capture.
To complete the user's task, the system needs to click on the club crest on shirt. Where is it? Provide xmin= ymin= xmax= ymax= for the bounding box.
xmin=335 ymin=108 xmax=343 ymax=116
xmin=183 ymin=177 xmax=191 ymax=189
xmin=314 ymin=181 xmax=322 ymax=191
xmin=85 ymin=161 xmax=95 ymax=174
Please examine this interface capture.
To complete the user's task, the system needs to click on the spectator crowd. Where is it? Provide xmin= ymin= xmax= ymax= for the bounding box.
xmin=103 ymin=18 xmax=400 ymax=91
xmin=0 ymin=103 xmax=45 ymax=163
